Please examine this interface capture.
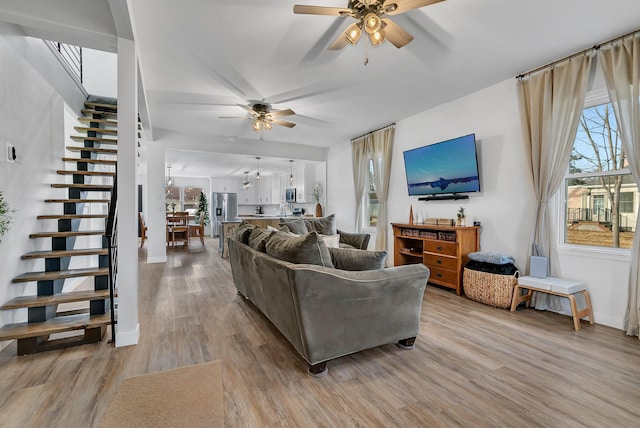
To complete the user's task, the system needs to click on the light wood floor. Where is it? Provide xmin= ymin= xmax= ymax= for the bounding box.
xmin=1 ymin=238 xmax=639 ymax=427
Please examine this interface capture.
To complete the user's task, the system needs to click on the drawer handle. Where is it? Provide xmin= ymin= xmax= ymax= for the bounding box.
xmin=437 ymin=260 xmax=442 ymax=264
xmin=436 ymin=273 xmax=442 ymax=278
xmin=436 ymin=246 xmax=443 ymax=251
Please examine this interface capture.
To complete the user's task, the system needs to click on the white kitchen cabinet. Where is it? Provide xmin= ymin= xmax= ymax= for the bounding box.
xmin=292 ymin=164 xmax=316 ymax=203
xmin=237 ymin=179 xmax=256 ymax=205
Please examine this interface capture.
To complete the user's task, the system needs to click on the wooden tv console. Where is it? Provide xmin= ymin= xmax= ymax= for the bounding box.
xmin=392 ymin=223 xmax=480 ymax=296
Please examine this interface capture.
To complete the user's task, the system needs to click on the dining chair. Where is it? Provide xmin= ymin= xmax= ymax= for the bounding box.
xmin=189 ymin=212 xmax=205 ymax=246
xmin=139 ymin=212 xmax=148 ymax=248
xmin=167 ymin=211 xmax=189 ymax=249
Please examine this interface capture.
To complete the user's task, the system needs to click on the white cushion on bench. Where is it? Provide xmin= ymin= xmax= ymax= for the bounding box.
xmin=519 ymin=276 xmax=586 ymax=294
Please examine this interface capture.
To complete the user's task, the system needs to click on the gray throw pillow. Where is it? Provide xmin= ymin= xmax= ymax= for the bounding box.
xmin=248 ymin=228 xmax=272 ymax=253
xmin=279 ymin=218 xmax=308 ymax=235
xmin=235 ymin=223 xmax=255 ymax=244
xmin=265 ymin=231 xmax=334 ymax=268
xmin=304 ymin=214 xmax=336 ymax=235
xmin=328 ymin=247 xmax=387 ymax=271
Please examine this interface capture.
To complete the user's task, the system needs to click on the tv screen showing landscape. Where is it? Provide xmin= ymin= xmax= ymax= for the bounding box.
xmin=403 ymin=134 xmax=480 ymax=196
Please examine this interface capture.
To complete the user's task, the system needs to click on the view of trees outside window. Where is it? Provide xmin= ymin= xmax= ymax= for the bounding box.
xmin=565 ymin=102 xmax=637 ymax=249
xmin=166 ymin=186 xmax=180 ymax=212
xmin=368 ymin=159 xmax=379 ymax=227
xmin=183 ymin=187 xmax=203 ymax=213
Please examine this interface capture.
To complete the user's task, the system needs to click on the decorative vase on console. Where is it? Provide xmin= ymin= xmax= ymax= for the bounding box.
xmin=456 ymin=206 xmax=466 ymax=226
xmin=312 ymin=182 xmax=324 ymax=217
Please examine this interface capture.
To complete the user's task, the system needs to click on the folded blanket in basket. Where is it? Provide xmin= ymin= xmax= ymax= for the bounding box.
xmin=465 ymin=260 xmax=518 ymax=276
xmin=468 ymin=251 xmax=515 ymax=265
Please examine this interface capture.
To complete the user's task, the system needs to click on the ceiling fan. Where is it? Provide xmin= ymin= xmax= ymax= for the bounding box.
xmin=293 ymin=0 xmax=445 ymax=50
xmin=220 ymin=103 xmax=296 ymax=139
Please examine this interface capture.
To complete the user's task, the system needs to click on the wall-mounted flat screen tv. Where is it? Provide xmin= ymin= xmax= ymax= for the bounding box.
xmin=403 ymin=133 xmax=480 ymax=197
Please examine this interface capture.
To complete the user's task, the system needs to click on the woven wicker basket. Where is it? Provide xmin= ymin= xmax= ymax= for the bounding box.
xmin=463 ymin=268 xmax=519 ymax=309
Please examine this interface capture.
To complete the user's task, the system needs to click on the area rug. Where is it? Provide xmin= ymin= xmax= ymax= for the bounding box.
xmin=99 ymin=360 xmax=223 ymax=428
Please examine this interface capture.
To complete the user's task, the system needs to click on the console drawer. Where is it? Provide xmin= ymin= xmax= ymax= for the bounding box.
xmin=428 ymin=266 xmax=459 ymax=287
xmin=423 ymin=253 xmax=457 ymax=271
xmin=423 ymin=240 xmax=457 ymax=256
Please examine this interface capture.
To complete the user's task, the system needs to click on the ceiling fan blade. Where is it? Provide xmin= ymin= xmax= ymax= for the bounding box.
xmin=293 ymin=5 xmax=353 ymax=16
xmin=385 ymin=0 xmax=446 ymax=15
xmin=219 ymin=116 xmax=250 ymax=119
xmin=238 ymin=104 xmax=257 ymax=114
xmin=272 ymin=119 xmax=297 ymax=128
xmin=270 ymin=108 xmax=295 ymax=118
xmin=328 ymin=26 xmax=350 ymax=50
xmin=381 ymin=18 xmax=414 ymax=48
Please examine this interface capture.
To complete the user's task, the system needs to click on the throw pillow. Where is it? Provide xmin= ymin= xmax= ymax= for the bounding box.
xmin=319 ymin=234 xmax=340 ymax=248
xmin=279 ymin=218 xmax=308 ymax=235
xmin=235 ymin=223 xmax=256 ymax=244
xmin=328 ymin=247 xmax=387 ymax=271
xmin=248 ymin=228 xmax=272 ymax=253
xmin=267 ymin=224 xmax=292 ymax=233
xmin=304 ymin=214 xmax=336 ymax=235
xmin=265 ymin=231 xmax=334 ymax=268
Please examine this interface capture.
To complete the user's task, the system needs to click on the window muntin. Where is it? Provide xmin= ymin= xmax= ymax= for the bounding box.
xmin=564 ymin=101 xmax=636 ymax=249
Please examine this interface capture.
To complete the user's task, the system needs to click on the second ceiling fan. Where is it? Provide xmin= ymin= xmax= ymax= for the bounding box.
xmin=293 ymin=0 xmax=445 ymax=50
xmin=220 ymin=103 xmax=296 ymax=140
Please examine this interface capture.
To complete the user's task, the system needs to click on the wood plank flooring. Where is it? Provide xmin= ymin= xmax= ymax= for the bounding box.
xmin=0 ymin=237 xmax=639 ymax=427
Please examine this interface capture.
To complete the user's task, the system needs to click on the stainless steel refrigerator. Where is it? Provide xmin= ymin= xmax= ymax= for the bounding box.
xmin=211 ymin=192 xmax=238 ymax=237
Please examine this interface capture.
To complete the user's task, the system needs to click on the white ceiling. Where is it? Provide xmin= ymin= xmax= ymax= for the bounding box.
xmin=2 ymin=0 xmax=640 ymax=179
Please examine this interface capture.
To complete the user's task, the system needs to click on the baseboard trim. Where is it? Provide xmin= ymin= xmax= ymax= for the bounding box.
xmin=116 ymin=323 xmax=140 ymax=347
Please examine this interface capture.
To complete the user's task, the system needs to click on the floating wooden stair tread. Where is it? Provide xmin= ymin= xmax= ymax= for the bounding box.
xmin=0 ymin=313 xmax=111 ymax=341
xmin=77 ymin=117 xmax=117 ymax=126
xmin=37 ymin=214 xmax=108 ymax=220
xmin=57 ymin=170 xmax=115 ymax=177
xmin=22 ymin=248 xmax=108 ymax=259
xmin=51 ymin=183 xmax=112 ymax=191
xmin=81 ymin=109 xmax=117 ymax=118
xmin=70 ymin=136 xmax=118 ymax=144
xmin=66 ymin=146 xmax=117 ymax=155
xmin=45 ymin=198 xmax=110 ymax=203
xmin=74 ymin=126 xmax=117 ymax=134
xmin=29 ymin=230 xmax=105 ymax=238
xmin=84 ymin=102 xmax=117 ymax=110
xmin=62 ymin=158 xmax=116 ymax=165
xmin=12 ymin=267 xmax=108 ymax=283
xmin=2 ymin=289 xmax=111 ymax=310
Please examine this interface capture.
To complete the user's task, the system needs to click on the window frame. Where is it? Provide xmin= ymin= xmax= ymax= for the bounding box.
xmin=556 ymin=90 xmax=632 ymax=260
xmin=364 ymin=158 xmax=379 ymax=230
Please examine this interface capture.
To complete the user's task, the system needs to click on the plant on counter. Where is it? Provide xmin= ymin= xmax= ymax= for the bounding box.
xmin=311 ymin=182 xmax=323 ymax=204
xmin=456 ymin=206 xmax=466 ymax=226
xmin=0 ymin=189 xmax=14 ymax=244
xmin=195 ymin=191 xmax=210 ymax=226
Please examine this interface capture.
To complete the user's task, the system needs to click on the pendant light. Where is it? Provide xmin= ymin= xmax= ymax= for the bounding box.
xmin=166 ymin=166 xmax=174 ymax=187
xmin=256 ymin=157 xmax=261 ymax=182
xmin=289 ymin=160 xmax=294 ymax=184
xmin=241 ymin=171 xmax=253 ymax=190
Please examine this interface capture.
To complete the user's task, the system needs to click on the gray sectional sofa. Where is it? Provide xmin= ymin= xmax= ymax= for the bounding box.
xmin=228 ymin=221 xmax=430 ymax=376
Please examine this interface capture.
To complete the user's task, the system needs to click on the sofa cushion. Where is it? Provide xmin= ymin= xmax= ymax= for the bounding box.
xmin=267 ymin=224 xmax=291 ymax=233
xmin=248 ymin=227 xmax=272 ymax=252
xmin=319 ymin=234 xmax=340 ymax=248
xmin=235 ymin=223 xmax=256 ymax=244
xmin=303 ymin=214 xmax=337 ymax=236
xmin=328 ymin=247 xmax=387 ymax=271
xmin=266 ymin=231 xmax=334 ymax=268
xmin=279 ymin=218 xmax=308 ymax=235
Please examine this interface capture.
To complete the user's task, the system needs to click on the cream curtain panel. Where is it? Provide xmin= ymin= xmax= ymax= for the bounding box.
xmin=351 ymin=126 xmax=395 ymax=250
xmin=351 ymin=136 xmax=369 ymax=233
xmin=517 ymin=55 xmax=593 ymax=309
xmin=598 ymin=33 xmax=640 ymax=337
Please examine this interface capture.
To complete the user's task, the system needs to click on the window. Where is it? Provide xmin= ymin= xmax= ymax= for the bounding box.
xmin=183 ymin=187 xmax=202 ymax=214
xmin=166 ymin=186 xmax=180 ymax=212
xmin=367 ymin=159 xmax=379 ymax=227
xmin=564 ymin=101 xmax=637 ymax=249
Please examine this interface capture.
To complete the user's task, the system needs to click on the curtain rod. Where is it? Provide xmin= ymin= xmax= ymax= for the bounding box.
xmin=516 ymin=28 xmax=640 ymax=79
xmin=350 ymin=123 xmax=396 ymax=142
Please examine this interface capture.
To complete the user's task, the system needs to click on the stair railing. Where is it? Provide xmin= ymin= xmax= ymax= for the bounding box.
xmin=105 ymin=172 xmax=118 ymax=345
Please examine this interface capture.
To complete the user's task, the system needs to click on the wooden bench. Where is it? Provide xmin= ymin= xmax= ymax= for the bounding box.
xmin=510 ymin=276 xmax=594 ymax=330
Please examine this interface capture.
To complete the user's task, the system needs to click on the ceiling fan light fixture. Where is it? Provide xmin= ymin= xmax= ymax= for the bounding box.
xmin=369 ymin=30 xmax=386 ymax=46
xmin=264 ymin=120 xmax=272 ymax=131
xmin=252 ymin=119 xmax=262 ymax=132
xmin=363 ymin=12 xmax=381 ymax=34
xmin=345 ymin=22 xmax=362 ymax=45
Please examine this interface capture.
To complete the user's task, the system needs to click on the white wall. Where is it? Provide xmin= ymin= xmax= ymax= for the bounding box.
xmin=82 ymin=48 xmax=117 ymax=98
xmin=327 ymin=78 xmax=631 ymax=330
xmin=0 ymin=31 xmax=79 ymax=350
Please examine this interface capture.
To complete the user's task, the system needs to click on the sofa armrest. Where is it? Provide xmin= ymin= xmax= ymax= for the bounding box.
xmin=287 ymin=263 xmax=429 ymax=365
xmin=337 ymin=229 xmax=370 ymax=250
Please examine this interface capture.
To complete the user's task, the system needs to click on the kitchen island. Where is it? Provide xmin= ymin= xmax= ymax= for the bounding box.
xmin=237 ymin=215 xmax=283 ymax=229
xmin=220 ymin=220 xmax=241 ymax=258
